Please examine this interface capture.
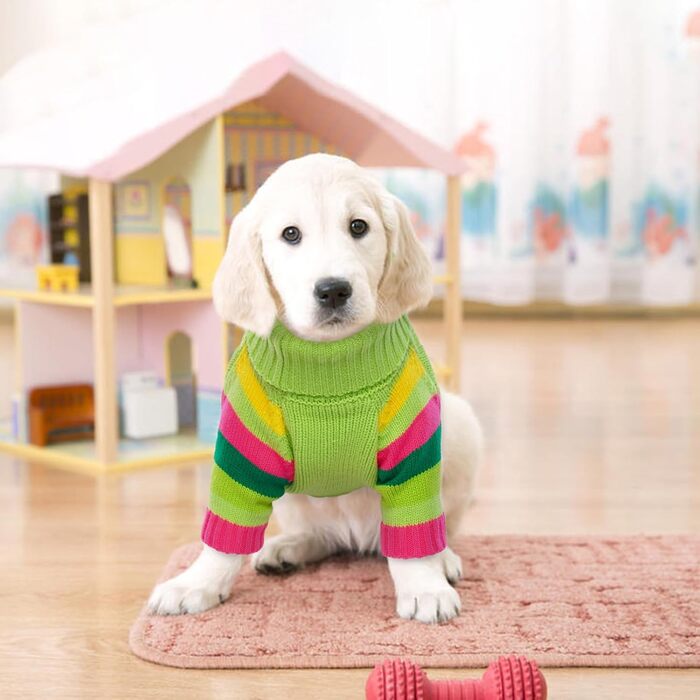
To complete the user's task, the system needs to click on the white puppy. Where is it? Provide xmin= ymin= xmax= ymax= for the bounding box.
xmin=149 ymin=154 xmax=482 ymax=623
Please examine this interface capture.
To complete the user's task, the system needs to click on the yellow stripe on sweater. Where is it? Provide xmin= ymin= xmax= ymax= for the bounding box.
xmin=378 ymin=349 xmax=425 ymax=431
xmin=235 ymin=347 xmax=286 ymax=436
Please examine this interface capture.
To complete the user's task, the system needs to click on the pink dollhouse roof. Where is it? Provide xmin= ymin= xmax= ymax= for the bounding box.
xmin=0 ymin=51 xmax=464 ymax=180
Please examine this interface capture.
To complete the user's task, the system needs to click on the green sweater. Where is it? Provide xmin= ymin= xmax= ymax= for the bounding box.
xmin=201 ymin=316 xmax=445 ymax=559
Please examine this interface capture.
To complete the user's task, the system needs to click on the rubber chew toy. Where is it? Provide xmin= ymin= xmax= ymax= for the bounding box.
xmin=366 ymin=655 xmax=547 ymax=700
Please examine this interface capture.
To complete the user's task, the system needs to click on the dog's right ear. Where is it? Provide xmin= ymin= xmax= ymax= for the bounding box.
xmin=212 ymin=203 xmax=277 ymax=337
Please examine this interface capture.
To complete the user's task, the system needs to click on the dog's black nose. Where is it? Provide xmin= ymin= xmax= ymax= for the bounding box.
xmin=314 ymin=278 xmax=353 ymax=309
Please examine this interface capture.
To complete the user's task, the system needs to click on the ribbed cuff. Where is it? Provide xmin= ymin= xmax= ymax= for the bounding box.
xmin=201 ymin=509 xmax=266 ymax=554
xmin=380 ymin=513 xmax=447 ymax=559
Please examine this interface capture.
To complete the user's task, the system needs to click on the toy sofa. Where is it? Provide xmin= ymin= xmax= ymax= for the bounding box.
xmin=28 ymin=384 xmax=95 ymax=446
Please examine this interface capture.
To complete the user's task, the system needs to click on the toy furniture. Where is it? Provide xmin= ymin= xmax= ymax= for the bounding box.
xmin=48 ymin=192 xmax=91 ymax=282
xmin=0 ymin=51 xmax=464 ymax=474
xmin=120 ymin=372 xmax=178 ymax=439
xmin=366 ymin=656 xmax=547 ymax=700
xmin=35 ymin=264 xmax=80 ymax=292
xmin=28 ymin=384 xmax=94 ymax=447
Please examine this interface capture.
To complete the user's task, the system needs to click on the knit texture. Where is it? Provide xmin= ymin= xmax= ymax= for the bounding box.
xmin=201 ymin=316 xmax=445 ymax=559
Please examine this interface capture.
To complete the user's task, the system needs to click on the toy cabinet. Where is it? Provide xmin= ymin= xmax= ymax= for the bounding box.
xmin=48 ymin=191 xmax=91 ymax=282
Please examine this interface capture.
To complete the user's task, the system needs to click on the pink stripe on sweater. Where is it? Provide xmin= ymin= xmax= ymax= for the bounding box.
xmin=377 ymin=394 xmax=440 ymax=471
xmin=380 ymin=513 xmax=447 ymax=558
xmin=219 ymin=395 xmax=294 ymax=481
xmin=201 ymin=509 xmax=266 ymax=554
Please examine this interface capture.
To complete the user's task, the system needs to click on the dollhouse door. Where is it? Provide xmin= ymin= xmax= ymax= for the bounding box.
xmin=163 ymin=178 xmax=194 ymax=286
xmin=165 ymin=331 xmax=196 ymax=430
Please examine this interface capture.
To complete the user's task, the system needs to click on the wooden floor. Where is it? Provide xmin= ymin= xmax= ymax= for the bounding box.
xmin=1 ymin=318 xmax=699 ymax=699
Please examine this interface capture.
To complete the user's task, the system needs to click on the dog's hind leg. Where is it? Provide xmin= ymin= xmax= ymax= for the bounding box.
xmin=252 ymin=531 xmax=335 ymax=574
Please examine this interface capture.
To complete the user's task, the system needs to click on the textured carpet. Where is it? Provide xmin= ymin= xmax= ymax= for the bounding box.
xmin=130 ymin=535 xmax=700 ymax=669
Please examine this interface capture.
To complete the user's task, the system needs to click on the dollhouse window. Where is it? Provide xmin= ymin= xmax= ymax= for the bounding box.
xmin=225 ymin=163 xmax=246 ymax=192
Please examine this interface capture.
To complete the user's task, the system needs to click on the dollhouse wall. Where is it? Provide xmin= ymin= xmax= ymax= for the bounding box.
xmin=223 ymin=101 xmax=341 ymax=227
xmin=113 ymin=119 xmax=223 ymax=288
xmin=117 ymin=300 xmax=223 ymax=443
xmin=19 ymin=304 xmax=142 ymax=389
xmin=138 ymin=301 xmax=222 ymax=391
xmin=19 ymin=305 xmax=94 ymax=388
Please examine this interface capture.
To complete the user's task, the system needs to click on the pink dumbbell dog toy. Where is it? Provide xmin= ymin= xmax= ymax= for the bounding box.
xmin=366 ymin=655 xmax=547 ymax=700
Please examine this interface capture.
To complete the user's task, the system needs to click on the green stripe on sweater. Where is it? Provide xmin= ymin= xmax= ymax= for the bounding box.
xmin=209 ymin=464 xmax=275 ymax=526
xmin=376 ymin=463 xmax=443 ymax=526
xmin=376 ymin=425 xmax=441 ymax=487
xmin=214 ymin=431 xmax=288 ymax=499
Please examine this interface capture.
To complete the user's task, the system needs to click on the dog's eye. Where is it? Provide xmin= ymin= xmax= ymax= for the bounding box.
xmin=281 ymin=226 xmax=302 ymax=245
xmin=349 ymin=219 xmax=368 ymax=238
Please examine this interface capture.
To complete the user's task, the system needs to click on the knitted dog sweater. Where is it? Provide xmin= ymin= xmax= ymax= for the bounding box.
xmin=201 ymin=315 xmax=445 ymax=559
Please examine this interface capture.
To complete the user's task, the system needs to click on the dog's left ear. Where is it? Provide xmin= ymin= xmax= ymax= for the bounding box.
xmin=376 ymin=193 xmax=434 ymax=322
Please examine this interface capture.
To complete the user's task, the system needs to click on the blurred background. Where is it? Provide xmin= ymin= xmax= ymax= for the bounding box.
xmin=1 ymin=2 xmax=699 ymax=698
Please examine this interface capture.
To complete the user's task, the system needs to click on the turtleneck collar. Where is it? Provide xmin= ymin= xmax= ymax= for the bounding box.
xmin=244 ymin=316 xmax=414 ymax=397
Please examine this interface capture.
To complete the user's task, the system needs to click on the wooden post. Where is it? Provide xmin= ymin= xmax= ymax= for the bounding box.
xmin=216 ymin=113 xmax=246 ymax=366
xmin=216 ymin=115 xmax=230 ymax=376
xmin=445 ymin=175 xmax=462 ymax=391
xmin=89 ymin=179 xmax=118 ymax=465
xmin=13 ymin=302 xmax=23 ymax=394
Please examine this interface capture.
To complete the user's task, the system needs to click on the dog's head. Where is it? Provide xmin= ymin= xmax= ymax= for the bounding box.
xmin=213 ymin=153 xmax=433 ymax=341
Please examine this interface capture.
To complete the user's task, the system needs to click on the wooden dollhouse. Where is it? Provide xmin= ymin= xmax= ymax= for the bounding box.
xmin=0 ymin=52 xmax=464 ymax=474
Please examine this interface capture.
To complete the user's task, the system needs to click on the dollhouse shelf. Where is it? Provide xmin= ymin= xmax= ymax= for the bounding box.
xmin=0 ymin=285 xmax=213 ymax=308
xmin=0 ymin=285 xmax=95 ymax=308
xmin=114 ymin=285 xmax=212 ymax=307
xmin=0 ymin=422 xmax=212 ymax=475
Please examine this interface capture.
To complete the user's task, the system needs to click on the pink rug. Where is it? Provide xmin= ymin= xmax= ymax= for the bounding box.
xmin=130 ymin=535 xmax=700 ymax=669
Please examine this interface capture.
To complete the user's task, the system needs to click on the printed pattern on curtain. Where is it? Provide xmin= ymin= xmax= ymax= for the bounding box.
xmin=609 ymin=1 xmax=700 ymax=305
xmin=381 ymin=0 xmax=700 ymax=307
xmin=0 ymin=170 xmax=55 ymax=289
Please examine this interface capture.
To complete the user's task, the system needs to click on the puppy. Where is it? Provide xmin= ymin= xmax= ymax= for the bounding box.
xmin=148 ymin=154 xmax=482 ymax=623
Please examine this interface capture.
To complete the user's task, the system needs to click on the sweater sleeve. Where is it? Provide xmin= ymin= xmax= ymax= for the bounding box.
xmin=201 ymin=345 xmax=293 ymax=554
xmin=374 ymin=348 xmax=446 ymax=559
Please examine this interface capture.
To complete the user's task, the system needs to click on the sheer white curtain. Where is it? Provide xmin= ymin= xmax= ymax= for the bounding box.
xmin=449 ymin=0 xmax=700 ymax=306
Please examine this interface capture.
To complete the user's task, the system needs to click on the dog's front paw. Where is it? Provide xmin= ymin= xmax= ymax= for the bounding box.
xmin=148 ymin=574 xmax=230 ymax=615
xmin=147 ymin=546 xmax=243 ymax=615
xmin=388 ymin=548 xmax=463 ymax=624
xmin=395 ymin=582 xmax=461 ymax=623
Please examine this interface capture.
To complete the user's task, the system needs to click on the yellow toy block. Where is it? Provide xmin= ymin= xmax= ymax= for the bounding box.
xmin=36 ymin=264 xmax=80 ymax=292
